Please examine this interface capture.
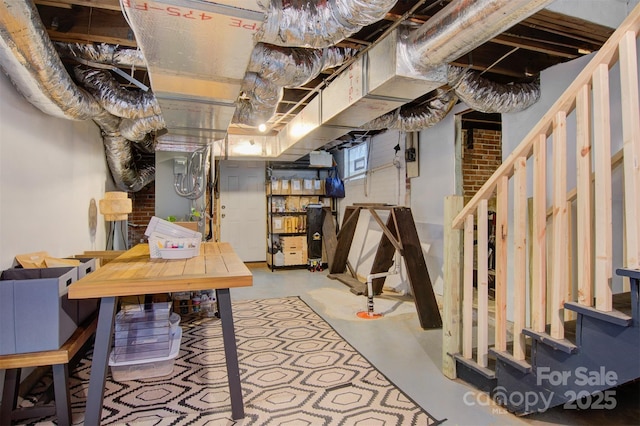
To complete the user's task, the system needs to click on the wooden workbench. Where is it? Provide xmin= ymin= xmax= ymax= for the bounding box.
xmin=68 ymin=242 xmax=252 ymax=423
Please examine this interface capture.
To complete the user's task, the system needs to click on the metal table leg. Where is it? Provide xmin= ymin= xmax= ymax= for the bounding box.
xmin=84 ymin=296 xmax=117 ymax=425
xmin=216 ymin=289 xmax=244 ymax=420
xmin=1 ymin=368 xmax=20 ymax=424
xmin=52 ymin=363 xmax=71 ymax=425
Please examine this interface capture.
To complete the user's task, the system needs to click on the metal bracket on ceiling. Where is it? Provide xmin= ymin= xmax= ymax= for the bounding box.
xmin=74 ymin=57 xmax=149 ymax=92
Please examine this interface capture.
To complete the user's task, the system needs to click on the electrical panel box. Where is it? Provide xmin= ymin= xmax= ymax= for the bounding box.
xmin=174 ymin=157 xmax=187 ymax=175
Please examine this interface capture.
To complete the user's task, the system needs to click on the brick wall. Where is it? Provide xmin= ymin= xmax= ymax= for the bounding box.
xmin=462 ymin=129 xmax=502 ymax=203
xmin=128 ymin=182 xmax=155 ymax=247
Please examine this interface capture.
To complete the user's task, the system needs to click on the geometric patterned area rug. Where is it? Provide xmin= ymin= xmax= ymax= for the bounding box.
xmin=18 ymin=297 xmax=445 ymax=425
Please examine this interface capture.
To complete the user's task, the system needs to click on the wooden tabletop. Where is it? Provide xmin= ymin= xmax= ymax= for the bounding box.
xmin=68 ymin=242 xmax=252 ymax=299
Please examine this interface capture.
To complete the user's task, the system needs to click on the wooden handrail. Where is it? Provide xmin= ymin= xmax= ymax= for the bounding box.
xmin=451 ymin=4 xmax=640 ymax=230
xmin=443 ymin=4 xmax=640 ymax=377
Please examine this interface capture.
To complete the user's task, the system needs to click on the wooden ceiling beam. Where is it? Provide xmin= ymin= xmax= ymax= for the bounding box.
xmin=47 ymin=29 xmax=137 ymax=47
xmin=35 ymin=0 xmax=122 ymax=11
xmin=491 ymin=34 xmax=579 ymax=59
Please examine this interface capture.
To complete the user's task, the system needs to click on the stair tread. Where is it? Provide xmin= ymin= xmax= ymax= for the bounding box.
xmin=489 ymin=348 xmax=532 ymax=373
xmin=565 ymin=294 xmax=633 ymax=327
xmin=453 ymin=353 xmax=496 ymax=379
xmin=522 ymin=328 xmax=578 ymax=353
xmin=616 ymin=267 xmax=640 ymax=280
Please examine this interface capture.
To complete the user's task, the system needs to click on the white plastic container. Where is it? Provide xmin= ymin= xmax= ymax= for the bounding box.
xmin=144 ymin=217 xmax=202 ymax=259
xmin=109 ymin=327 xmax=182 ymax=382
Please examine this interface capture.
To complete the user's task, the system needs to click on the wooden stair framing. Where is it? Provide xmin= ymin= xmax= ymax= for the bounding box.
xmin=328 ymin=204 xmax=442 ymax=329
xmin=443 ymin=4 xmax=640 ymax=415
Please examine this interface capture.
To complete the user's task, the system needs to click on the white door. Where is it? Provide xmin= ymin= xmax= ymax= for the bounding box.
xmin=219 ymin=160 xmax=266 ymax=261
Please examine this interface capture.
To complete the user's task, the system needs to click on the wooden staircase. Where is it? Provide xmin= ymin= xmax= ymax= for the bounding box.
xmin=442 ymin=5 xmax=640 ymax=415
xmin=487 ymin=269 xmax=639 ymax=414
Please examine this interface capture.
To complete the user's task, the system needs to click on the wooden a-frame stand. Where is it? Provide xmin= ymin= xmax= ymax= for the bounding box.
xmin=327 ymin=204 xmax=442 ymax=329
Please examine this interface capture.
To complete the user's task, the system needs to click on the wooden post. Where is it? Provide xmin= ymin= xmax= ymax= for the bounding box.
xmin=576 ymin=84 xmax=593 ymax=306
xmin=463 ymin=214 xmax=474 ymax=359
xmin=513 ymin=158 xmax=527 ymax=359
xmin=494 ymin=177 xmax=508 ymax=352
xmin=566 ymin=199 xmax=576 ymax=321
xmin=477 ymin=200 xmax=489 ymax=367
xmin=620 ymin=31 xmax=640 ymax=274
xmin=593 ymin=64 xmax=613 ymax=312
xmin=532 ymin=134 xmax=547 ymax=332
xmin=443 ymin=195 xmax=464 ymax=379
xmin=551 ymin=111 xmax=568 ymax=340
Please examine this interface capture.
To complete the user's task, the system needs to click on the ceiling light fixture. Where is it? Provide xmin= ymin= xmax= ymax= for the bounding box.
xmin=258 ymin=123 xmax=267 ymax=132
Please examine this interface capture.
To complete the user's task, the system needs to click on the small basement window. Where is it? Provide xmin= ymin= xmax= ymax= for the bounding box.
xmin=344 ymin=141 xmax=368 ymax=180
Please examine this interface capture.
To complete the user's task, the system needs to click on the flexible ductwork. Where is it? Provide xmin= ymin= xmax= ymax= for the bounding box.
xmin=447 ymin=66 xmax=540 ymax=113
xmin=401 ymin=0 xmax=556 ymax=73
xmin=103 ymin=134 xmax=155 ymax=192
xmin=234 ymin=72 xmax=283 ymax=127
xmin=0 ymin=0 xmax=156 ymax=191
xmin=55 ymin=42 xmax=146 ymax=69
xmin=235 ymin=43 xmax=356 ymax=127
xmin=0 ymin=0 xmax=102 ymax=120
xmin=247 ymin=43 xmax=357 ymax=87
xmin=361 ymin=88 xmax=458 ymax=131
xmin=255 ymin=0 xmax=398 ymax=48
xmin=92 ymin=109 xmax=122 ymax=136
xmin=74 ymin=67 xmax=161 ymax=119
xmin=120 ymin=115 xmax=166 ymax=142
xmin=135 ymin=134 xmax=157 ymax=154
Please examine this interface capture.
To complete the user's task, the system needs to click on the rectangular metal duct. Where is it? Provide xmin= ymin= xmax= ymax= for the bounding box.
xmin=123 ymin=0 xmax=263 ymax=142
xmin=275 ymin=29 xmax=446 ymax=159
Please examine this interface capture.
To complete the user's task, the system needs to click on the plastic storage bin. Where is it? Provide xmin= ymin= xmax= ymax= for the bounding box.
xmin=144 ymin=216 xmax=202 ymax=259
xmin=109 ymin=327 xmax=182 ymax=382
xmin=113 ymin=302 xmax=172 ymax=363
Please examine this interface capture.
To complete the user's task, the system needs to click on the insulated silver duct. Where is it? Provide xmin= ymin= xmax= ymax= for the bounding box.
xmin=0 ymin=0 xmax=102 ymax=120
xmin=55 ymin=42 xmax=146 ymax=69
xmin=93 ymin=109 xmax=122 ymax=136
xmin=361 ymin=88 xmax=458 ymax=131
xmin=74 ymin=67 xmax=161 ymax=119
xmin=103 ymin=134 xmax=155 ymax=192
xmin=0 ymin=0 xmax=156 ymax=192
xmin=402 ymin=0 xmax=556 ymax=73
xmin=255 ymin=0 xmax=398 ymax=48
xmin=234 ymin=43 xmax=355 ymax=127
xmin=135 ymin=134 xmax=157 ymax=154
xmin=447 ymin=66 xmax=540 ymax=113
xmin=120 ymin=115 xmax=166 ymax=141
xmin=233 ymin=72 xmax=283 ymax=127
xmin=247 ymin=43 xmax=357 ymax=87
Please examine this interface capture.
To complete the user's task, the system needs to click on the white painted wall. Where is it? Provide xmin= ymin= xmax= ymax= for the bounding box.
xmin=335 ymin=130 xmax=410 ymax=293
xmin=0 ymin=71 xmax=110 ymax=394
xmin=547 ymin=0 xmax=639 ymax=29
xmin=0 ymin=72 xmax=109 ymax=271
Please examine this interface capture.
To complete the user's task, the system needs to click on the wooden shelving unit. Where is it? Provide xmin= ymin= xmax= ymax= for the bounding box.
xmin=266 ymin=162 xmax=337 ymax=271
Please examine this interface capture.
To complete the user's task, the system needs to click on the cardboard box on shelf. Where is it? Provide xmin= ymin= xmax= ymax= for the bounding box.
xmin=290 ymin=179 xmax=303 ymax=195
xmin=279 ymin=179 xmax=291 ymax=195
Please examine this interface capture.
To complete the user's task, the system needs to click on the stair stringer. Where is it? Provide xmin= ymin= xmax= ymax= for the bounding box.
xmin=493 ymin=309 xmax=640 ymax=415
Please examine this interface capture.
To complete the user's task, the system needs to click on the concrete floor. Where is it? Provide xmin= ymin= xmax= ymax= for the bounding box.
xmin=231 ymin=265 xmax=639 ymax=426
